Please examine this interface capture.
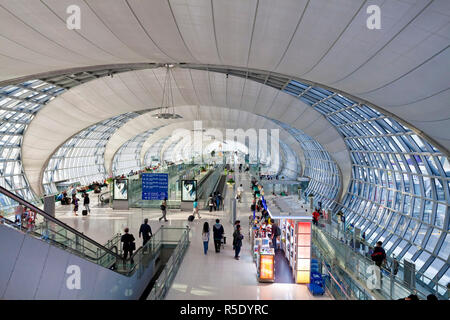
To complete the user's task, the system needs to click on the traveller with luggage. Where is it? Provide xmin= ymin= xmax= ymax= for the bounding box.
xmin=83 ymin=193 xmax=90 ymax=215
xmin=193 ymin=198 xmax=201 ymax=219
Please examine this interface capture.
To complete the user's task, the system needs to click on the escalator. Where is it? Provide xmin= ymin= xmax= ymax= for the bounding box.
xmin=196 ymin=165 xmax=225 ymax=206
xmin=213 ymin=174 xmax=227 ymax=197
xmin=0 ymin=185 xmax=188 ymax=299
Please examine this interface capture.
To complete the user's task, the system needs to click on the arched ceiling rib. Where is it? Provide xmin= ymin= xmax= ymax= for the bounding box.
xmin=23 ymin=68 xmax=349 ymax=196
xmin=1 ymin=0 xmax=448 ymax=154
xmin=104 ymin=105 xmax=306 ymax=172
xmin=106 ymin=115 xmax=306 ymax=178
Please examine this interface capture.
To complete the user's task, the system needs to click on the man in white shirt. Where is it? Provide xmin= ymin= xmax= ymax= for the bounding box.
xmin=237 ymin=184 xmax=244 ymax=203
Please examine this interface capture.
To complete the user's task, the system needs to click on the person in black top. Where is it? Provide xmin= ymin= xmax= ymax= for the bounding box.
xmin=139 ymin=218 xmax=153 ymax=248
xmin=213 ymin=219 xmax=225 ymax=253
xmin=371 ymin=240 xmax=386 ymax=286
xmin=83 ymin=193 xmax=90 ymax=213
xmin=121 ymin=227 xmax=135 ymax=264
xmin=233 ymin=225 xmax=244 ymax=260
xmin=371 ymin=241 xmax=386 ymax=267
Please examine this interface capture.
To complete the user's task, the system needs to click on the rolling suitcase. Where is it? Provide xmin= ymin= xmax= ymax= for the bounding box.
xmin=188 ymin=215 xmax=195 ymax=222
xmin=82 ymin=210 xmax=88 ymax=216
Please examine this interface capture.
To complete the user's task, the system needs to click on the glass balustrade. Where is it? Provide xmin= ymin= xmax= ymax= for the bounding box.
xmin=311 ymin=222 xmax=445 ymax=299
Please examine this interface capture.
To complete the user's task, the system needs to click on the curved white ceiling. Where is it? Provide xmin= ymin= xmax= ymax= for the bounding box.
xmin=23 ymin=68 xmax=349 ymax=196
xmin=104 ymin=105 xmax=306 ymax=172
xmin=1 ymin=0 xmax=449 ymax=154
xmin=104 ymin=110 xmax=306 ymax=178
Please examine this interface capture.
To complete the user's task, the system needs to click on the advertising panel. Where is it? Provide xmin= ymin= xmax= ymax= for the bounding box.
xmin=113 ymin=179 xmax=128 ymax=200
xmin=181 ymin=179 xmax=197 ymax=202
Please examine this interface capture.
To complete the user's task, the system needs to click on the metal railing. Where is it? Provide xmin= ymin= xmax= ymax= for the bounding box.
xmin=0 ymin=185 xmax=186 ymax=278
xmin=312 ymin=222 xmax=444 ymax=299
xmin=325 ymin=221 xmax=447 ymax=298
xmin=147 ymin=226 xmax=190 ymax=300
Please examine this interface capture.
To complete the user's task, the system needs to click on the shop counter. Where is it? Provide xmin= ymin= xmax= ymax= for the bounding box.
xmin=257 ymin=248 xmax=275 ymax=282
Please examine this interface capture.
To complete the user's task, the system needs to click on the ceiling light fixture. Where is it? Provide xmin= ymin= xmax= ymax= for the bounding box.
xmin=153 ymin=64 xmax=182 ymax=120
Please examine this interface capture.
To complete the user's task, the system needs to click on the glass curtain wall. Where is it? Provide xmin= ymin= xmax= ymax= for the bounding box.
xmin=0 ymin=79 xmax=66 ymax=210
xmin=112 ymin=128 xmax=161 ymax=176
xmin=42 ymin=113 xmax=139 ymax=194
xmin=271 ymin=119 xmax=341 ymax=209
xmin=282 ymin=81 xmax=449 ymax=293
xmin=143 ymin=137 xmax=168 ymax=166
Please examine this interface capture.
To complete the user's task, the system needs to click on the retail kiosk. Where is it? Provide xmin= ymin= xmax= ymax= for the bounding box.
xmin=264 ymin=195 xmax=312 ymax=284
xmin=251 ymin=217 xmax=275 ymax=282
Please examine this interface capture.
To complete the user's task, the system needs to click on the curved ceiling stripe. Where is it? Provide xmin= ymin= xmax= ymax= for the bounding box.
xmin=108 ymin=114 xmax=306 ymax=178
xmin=23 ymin=68 xmax=348 ymax=196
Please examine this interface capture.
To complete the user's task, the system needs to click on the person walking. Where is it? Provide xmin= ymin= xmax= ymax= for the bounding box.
xmin=213 ymin=192 xmax=218 ymax=211
xmin=371 ymin=241 xmax=387 ymax=287
xmin=213 ymin=219 xmax=224 ymax=253
xmin=312 ymin=209 xmax=320 ymax=226
xmin=233 ymin=224 xmax=244 ymax=260
xmin=208 ymin=194 xmax=214 ymax=212
xmin=158 ymin=197 xmax=168 ymax=222
xmin=71 ymin=185 xmax=77 ymax=199
xmin=83 ymin=193 xmax=90 ymax=213
xmin=361 ymin=232 xmax=366 ymax=252
xmin=72 ymin=196 xmax=79 ymax=216
xmin=391 ymin=254 xmax=399 ymax=277
xmin=139 ymin=218 xmax=153 ymax=249
xmin=193 ymin=198 xmax=201 ymax=219
xmin=121 ymin=227 xmax=136 ymax=264
xmin=202 ymin=222 xmax=210 ymax=255
xmin=216 ymin=192 xmax=221 ymax=210
xmin=237 ymin=184 xmax=244 ymax=203
xmin=371 ymin=241 xmax=386 ymax=268
xmin=271 ymin=222 xmax=280 ymax=251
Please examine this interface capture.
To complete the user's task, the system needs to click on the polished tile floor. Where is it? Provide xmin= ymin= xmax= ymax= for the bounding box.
xmin=54 ymin=172 xmax=331 ymax=300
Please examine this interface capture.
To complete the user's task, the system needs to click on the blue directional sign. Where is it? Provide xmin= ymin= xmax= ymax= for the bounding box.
xmin=142 ymin=173 xmax=168 ymax=200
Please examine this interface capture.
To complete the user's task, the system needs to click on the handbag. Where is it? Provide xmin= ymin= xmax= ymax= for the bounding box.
xmin=131 ymin=242 xmax=136 ymax=251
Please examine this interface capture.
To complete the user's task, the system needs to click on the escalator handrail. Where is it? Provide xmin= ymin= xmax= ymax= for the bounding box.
xmin=1 ymin=218 xmax=110 ymax=262
xmin=0 ymin=185 xmax=124 ymax=261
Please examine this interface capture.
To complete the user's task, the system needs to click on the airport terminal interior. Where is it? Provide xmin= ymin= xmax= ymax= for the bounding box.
xmin=0 ymin=0 xmax=448 ymax=301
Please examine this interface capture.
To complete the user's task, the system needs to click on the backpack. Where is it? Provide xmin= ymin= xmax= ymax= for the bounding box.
xmin=371 ymin=251 xmax=385 ymax=262
xmin=275 ymin=226 xmax=281 ymax=236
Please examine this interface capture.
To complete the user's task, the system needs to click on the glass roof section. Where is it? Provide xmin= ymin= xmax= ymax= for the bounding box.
xmin=0 ymin=80 xmax=66 ymax=212
xmin=42 ymin=112 xmax=140 ymax=194
xmin=112 ymin=128 xmax=162 ymax=176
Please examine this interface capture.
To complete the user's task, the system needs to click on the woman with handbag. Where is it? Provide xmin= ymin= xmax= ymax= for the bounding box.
xmin=121 ymin=227 xmax=136 ymax=264
xmin=158 ymin=197 xmax=168 ymax=222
